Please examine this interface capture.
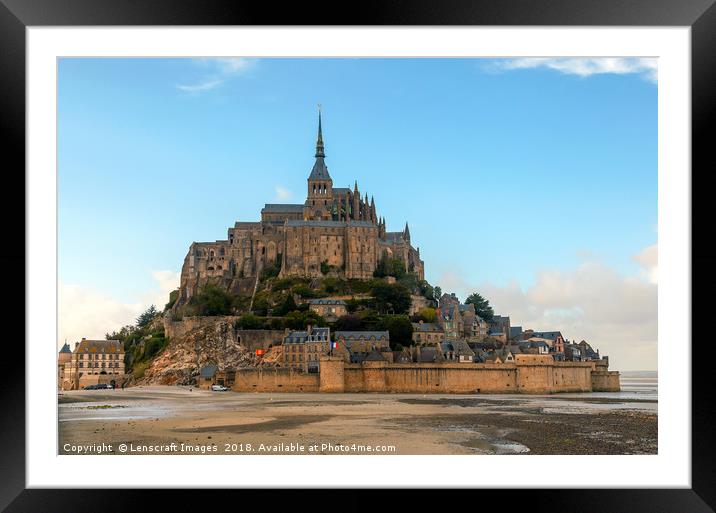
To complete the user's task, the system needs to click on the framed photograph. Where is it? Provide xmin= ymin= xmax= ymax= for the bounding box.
xmin=3 ymin=0 xmax=714 ymax=510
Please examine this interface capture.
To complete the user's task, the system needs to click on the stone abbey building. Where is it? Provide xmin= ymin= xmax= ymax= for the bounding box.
xmin=176 ymin=111 xmax=424 ymax=306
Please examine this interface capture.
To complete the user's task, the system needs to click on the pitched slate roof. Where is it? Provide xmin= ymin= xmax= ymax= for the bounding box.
xmin=394 ymin=351 xmax=412 ymax=363
xmin=364 ymin=350 xmax=387 ymax=362
xmin=59 ymin=343 xmax=72 ymax=354
xmin=310 ymin=327 xmax=330 ymax=340
xmin=418 ymin=347 xmax=437 ymax=362
xmin=411 ymin=322 xmax=443 ymax=333
xmin=285 ymin=220 xmax=374 ymax=228
xmin=383 ymin=232 xmax=406 ymax=243
xmin=309 ymin=157 xmax=331 ymax=181
xmin=75 ymin=339 xmax=122 ymax=354
xmin=452 ymin=340 xmax=475 ymax=356
xmin=284 ymin=327 xmax=330 ymax=343
xmin=261 ymin=204 xmax=305 ymax=213
xmin=333 ymin=187 xmax=350 ymax=195
xmin=284 ymin=331 xmax=309 ymax=343
xmin=531 ymin=331 xmax=563 ymax=340
xmin=335 ymin=331 xmax=390 ymax=341
xmin=200 ymin=364 xmax=218 ymax=379
xmin=308 ymin=299 xmax=347 ymax=306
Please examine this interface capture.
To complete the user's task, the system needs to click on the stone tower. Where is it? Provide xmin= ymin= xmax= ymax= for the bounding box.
xmin=305 ymin=107 xmax=333 ymax=220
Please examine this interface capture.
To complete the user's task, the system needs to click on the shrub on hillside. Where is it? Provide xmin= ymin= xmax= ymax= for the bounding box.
xmin=189 ymin=284 xmax=235 ymax=316
xmin=370 ymin=282 xmax=411 ymax=315
xmin=234 ymin=314 xmax=264 ymax=330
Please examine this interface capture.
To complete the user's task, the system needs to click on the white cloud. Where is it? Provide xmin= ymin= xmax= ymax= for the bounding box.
xmin=274 ymin=186 xmax=293 ymax=201
xmin=176 ymin=79 xmax=223 ymax=93
xmin=176 ymin=57 xmax=256 ymax=94
xmin=210 ymin=57 xmax=254 ymax=74
xmin=59 ymin=270 xmax=180 ymax=349
xmin=633 ymin=243 xmax=658 ymax=284
xmin=434 ymin=245 xmax=657 ymax=371
xmin=492 ymin=57 xmax=657 ymax=83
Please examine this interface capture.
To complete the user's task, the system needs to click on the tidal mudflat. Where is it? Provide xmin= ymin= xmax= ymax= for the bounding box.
xmin=58 ymin=374 xmax=656 ymax=455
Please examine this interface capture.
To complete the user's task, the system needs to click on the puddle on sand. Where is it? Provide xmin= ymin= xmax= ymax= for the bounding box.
xmin=461 ymin=437 xmax=530 ymax=454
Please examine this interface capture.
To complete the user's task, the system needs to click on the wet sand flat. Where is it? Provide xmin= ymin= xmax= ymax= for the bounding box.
xmin=58 ymin=385 xmax=657 ymax=455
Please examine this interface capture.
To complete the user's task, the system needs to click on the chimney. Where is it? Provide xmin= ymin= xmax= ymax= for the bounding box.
xmin=74 ymin=342 xmax=79 ymax=350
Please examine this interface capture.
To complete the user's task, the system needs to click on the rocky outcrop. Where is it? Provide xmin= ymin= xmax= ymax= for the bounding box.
xmin=138 ymin=319 xmax=264 ymax=386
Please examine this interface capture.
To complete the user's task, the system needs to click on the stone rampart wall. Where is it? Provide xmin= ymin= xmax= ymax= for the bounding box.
xmin=591 ymin=370 xmax=621 ymax=392
xmin=232 ymin=357 xmax=619 ymax=394
xmin=232 ymin=368 xmax=319 ymax=393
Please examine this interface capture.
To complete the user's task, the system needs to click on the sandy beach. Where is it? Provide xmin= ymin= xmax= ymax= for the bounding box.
xmin=58 ymin=381 xmax=657 ymax=455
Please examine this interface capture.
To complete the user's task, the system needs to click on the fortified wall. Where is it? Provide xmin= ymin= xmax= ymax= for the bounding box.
xmin=231 ymin=355 xmax=620 ymax=394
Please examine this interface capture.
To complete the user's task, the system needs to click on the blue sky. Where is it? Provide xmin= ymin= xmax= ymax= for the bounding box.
xmin=58 ymin=58 xmax=657 ymax=370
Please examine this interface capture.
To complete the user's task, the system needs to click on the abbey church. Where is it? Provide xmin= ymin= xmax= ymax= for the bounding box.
xmin=176 ymin=111 xmax=424 ymax=306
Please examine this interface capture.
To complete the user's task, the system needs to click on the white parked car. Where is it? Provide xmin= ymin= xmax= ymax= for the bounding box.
xmin=211 ymin=384 xmax=229 ymax=392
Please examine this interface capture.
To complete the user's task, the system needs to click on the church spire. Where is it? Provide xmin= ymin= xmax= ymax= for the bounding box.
xmin=308 ymin=106 xmax=331 ymax=183
xmin=404 ymin=222 xmax=411 ymax=241
xmin=315 ymin=104 xmax=325 ymax=158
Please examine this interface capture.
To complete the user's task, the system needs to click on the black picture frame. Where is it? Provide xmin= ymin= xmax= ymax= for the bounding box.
xmin=2 ymin=1 xmax=713 ymax=511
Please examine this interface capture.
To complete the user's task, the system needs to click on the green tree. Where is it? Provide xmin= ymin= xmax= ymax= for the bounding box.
xmin=335 ymin=314 xmax=362 ymax=331
xmin=189 ymin=284 xmax=235 ymax=316
xmin=292 ymin=284 xmax=318 ymax=299
xmin=418 ymin=280 xmax=434 ymax=302
xmin=321 ymin=278 xmax=340 ymax=294
xmin=235 ymin=313 xmax=264 ymax=329
xmin=415 ymin=307 xmax=437 ymax=323
xmin=380 ymin=316 xmax=414 ymax=350
xmin=370 ymin=282 xmax=411 ymax=315
xmin=465 ymin=293 xmax=495 ymax=320
xmin=373 ymin=254 xmax=406 ymax=279
xmin=274 ymin=293 xmax=298 ymax=316
xmin=433 ymin=286 xmax=442 ymax=302
xmin=346 ymin=296 xmax=360 ymax=314
xmin=283 ymin=310 xmax=326 ymax=330
xmin=136 ymin=305 xmax=158 ymax=328
xmin=320 ymin=260 xmax=331 ymax=275
xmin=252 ymin=296 xmax=270 ymax=316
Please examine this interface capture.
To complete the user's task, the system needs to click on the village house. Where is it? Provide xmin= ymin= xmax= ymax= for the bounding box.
xmin=531 ymin=331 xmax=566 ymax=353
xmin=333 ymin=331 xmax=391 ymax=363
xmin=518 ymin=339 xmax=551 ymax=355
xmin=564 ymin=343 xmax=583 ymax=362
xmin=440 ymin=340 xmax=476 ymax=363
xmin=411 ymin=321 xmax=444 ymax=345
xmin=509 ymin=326 xmax=523 ymax=341
xmin=59 ymin=338 xmax=125 ymax=390
xmin=577 ymin=340 xmax=601 ymax=360
xmin=488 ymin=315 xmax=511 ymax=342
xmin=307 ymin=298 xmax=348 ymax=321
xmin=282 ymin=326 xmax=331 ymax=372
